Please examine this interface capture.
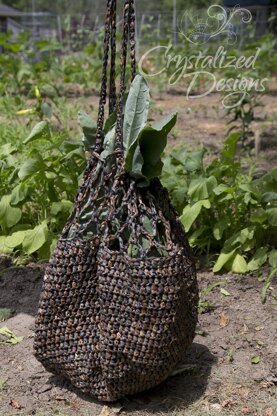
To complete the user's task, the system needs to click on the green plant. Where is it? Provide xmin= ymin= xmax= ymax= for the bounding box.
xmin=0 ymin=114 xmax=86 ymax=260
xmin=161 ymin=133 xmax=277 ymax=300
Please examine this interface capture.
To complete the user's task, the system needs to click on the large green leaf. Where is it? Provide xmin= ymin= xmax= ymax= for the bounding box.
xmin=223 ymin=227 xmax=255 ymax=252
xmin=18 ymin=155 xmax=45 ymax=180
xmin=140 ymin=113 xmax=177 ymax=179
xmin=4 ymin=231 xmax=27 ymax=249
xmin=123 ymin=74 xmax=150 ymax=158
xmin=22 ymin=221 xmax=49 ymax=255
xmin=213 ymin=250 xmax=236 ymax=273
xmin=0 ymin=196 xmax=22 ymax=230
xmin=24 ymin=121 xmax=51 ymax=144
xmin=269 ymin=250 xmax=277 ymax=268
xmin=78 ymin=110 xmax=97 ymax=150
xmin=180 ymin=199 xmax=211 ymax=232
xmin=171 ymin=148 xmax=205 ymax=172
xmin=248 ymin=247 xmax=268 ymax=271
xmin=230 ymin=254 xmax=248 ymax=274
xmin=266 ymin=208 xmax=277 ymax=226
xmin=125 ymin=112 xmax=177 ymax=182
xmin=188 ymin=176 xmax=217 ymax=202
xmin=10 ymin=184 xmax=29 ymax=205
xmin=0 ymin=237 xmax=13 ymax=254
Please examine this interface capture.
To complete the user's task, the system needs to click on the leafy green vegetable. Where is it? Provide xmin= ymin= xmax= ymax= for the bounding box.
xmin=123 ymin=74 xmax=150 ymax=157
xmin=123 ymin=75 xmax=177 ymax=185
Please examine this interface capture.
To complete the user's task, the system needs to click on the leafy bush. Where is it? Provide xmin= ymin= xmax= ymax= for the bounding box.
xmin=0 ymin=115 xmax=86 ymax=260
xmin=161 ymin=133 xmax=277 ymax=300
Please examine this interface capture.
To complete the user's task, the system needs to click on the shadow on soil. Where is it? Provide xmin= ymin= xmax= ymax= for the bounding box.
xmin=48 ymin=342 xmax=216 ymax=413
xmin=0 ymin=257 xmax=216 ymax=413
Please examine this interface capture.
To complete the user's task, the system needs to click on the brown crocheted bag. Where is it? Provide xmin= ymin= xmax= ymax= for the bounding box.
xmin=34 ymin=0 xmax=198 ymax=402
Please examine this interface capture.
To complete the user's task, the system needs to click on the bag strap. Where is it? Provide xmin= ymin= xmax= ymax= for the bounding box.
xmin=114 ymin=0 xmax=137 ymax=168
xmin=94 ymin=0 xmax=117 ymax=155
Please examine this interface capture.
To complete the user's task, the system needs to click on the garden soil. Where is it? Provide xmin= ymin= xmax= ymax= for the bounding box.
xmin=0 ymin=256 xmax=276 ymax=416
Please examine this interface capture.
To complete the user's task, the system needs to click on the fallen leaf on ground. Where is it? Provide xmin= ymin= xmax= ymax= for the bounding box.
xmin=220 ymin=288 xmax=231 ymax=296
xmin=241 ymin=324 xmax=249 ymax=334
xmin=255 ymin=326 xmax=264 ymax=331
xmin=99 ymin=406 xmax=110 ymax=416
xmin=9 ymin=399 xmax=23 ymax=409
xmin=251 ymin=355 xmax=261 ymax=364
xmin=241 ymin=406 xmax=251 ymax=414
xmin=219 ymin=312 xmax=230 ymax=327
xmin=264 ymin=408 xmax=274 ymax=416
xmin=0 ymin=326 xmax=23 ymax=345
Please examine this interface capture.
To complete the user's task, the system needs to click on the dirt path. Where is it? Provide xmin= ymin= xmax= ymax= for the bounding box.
xmin=0 ymin=257 xmax=276 ymax=416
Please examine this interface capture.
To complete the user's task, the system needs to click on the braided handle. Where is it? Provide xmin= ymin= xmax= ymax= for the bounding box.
xmin=114 ymin=0 xmax=137 ymax=168
xmin=94 ymin=0 xmax=117 ymax=155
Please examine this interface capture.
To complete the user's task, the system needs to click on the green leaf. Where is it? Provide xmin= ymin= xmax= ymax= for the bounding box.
xmin=171 ymin=148 xmax=205 ymax=172
xmin=262 ymin=267 xmax=277 ymax=304
xmin=251 ymin=355 xmax=260 ymax=364
xmin=180 ymin=199 xmax=211 ymax=232
xmin=104 ymin=111 xmax=117 ymax=133
xmin=213 ymin=219 xmax=229 ymax=241
xmin=0 ymin=143 xmax=17 ymax=157
xmin=262 ymin=192 xmax=277 ymax=203
xmin=266 ymin=208 xmax=277 ymax=226
xmin=24 ymin=121 xmax=51 ymax=144
xmin=142 ymin=215 xmax=154 ymax=235
xmin=250 ymin=208 xmax=267 ymax=224
xmin=0 ymin=195 xmax=22 ymax=229
xmin=125 ymin=112 xmax=177 ymax=182
xmin=123 ymin=74 xmax=150 ymax=158
xmin=0 ymin=326 xmax=23 ymax=345
xmin=269 ymin=250 xmax=277 ymax=269
xmin=188 ymin=176 xmax=217 ymax=202
xmin=222 ymin=132 xmax=240 ymax=160
xmin=41 ymin=102 xmax=52 ymax=118
xmin=139 ymin=113 xmax=177 ymax=179
xmin=230 ymin=254 xmax=248 ymax=274
xmin=248 ymin=247 xmax=268 ymax=271
xmin=0 ymin=237 xmax=13 ymax=254
xmin=10 ymin=184 xmax=28 ymax=205
xmin=0 ymin=309 xmax=15 ymax=323
xmin=18 ymin=155 xmax=45 ymax=180
xmin=50 ymin=200 xmax=73 ymax=216
xmin=78 ymin=110 xmax=97 ymax=150
xmin=22 ymin=221 xmax=49 ymax=255
xmin=224 ymin=227 xmax=255 ymax=251
xmin=100 ymin=127 xmax=116 ymax=160
xmin=4 ymin=231 xmax=27 ymax=249
xmin=188 ymin=226 xmax=207 ymax=247
xmin=213 ymin=250 xmax=236 ymax=273
xmin=213 ymin=184 xmax=235 ymax=196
